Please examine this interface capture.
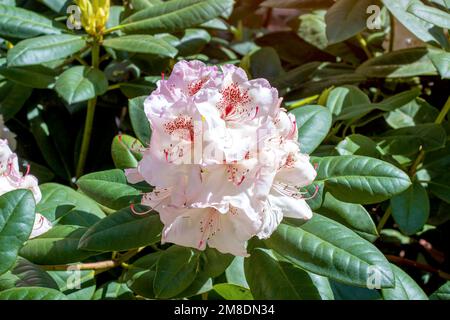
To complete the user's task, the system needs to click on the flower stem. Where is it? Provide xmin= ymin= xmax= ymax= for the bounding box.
xmin=76 ymin=42 xmax=100 ymax=178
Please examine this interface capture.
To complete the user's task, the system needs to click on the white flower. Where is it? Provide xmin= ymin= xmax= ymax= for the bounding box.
xmin=0 ymin=138 xmax=50 ymax=239
xmin=126 ymin=60 xmax=317 ymax=256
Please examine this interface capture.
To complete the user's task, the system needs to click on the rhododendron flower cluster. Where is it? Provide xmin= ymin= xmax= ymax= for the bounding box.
xmin=0 ymin=120 xmax=51 ymax=239
xmin=126 ymin=61 xmax=317 ymax=256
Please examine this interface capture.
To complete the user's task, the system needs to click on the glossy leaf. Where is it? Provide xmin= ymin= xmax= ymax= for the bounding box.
xmin=20 ymin=225 xmax=97 ymax=265
xmin=214 ymin=283 xmax=253 ymax=300
xmin=265 ymin=215 xmax=395 ymax=288
xmin=391 ymin=182 xmax=429 ymax=235
xmin=317 ymin=193 xmax=378 ymax=242
xmin=120 ymin=0 xmax=233 ymax=34
xmin=325 ymin=0 xmax=372 ymax=44
xmin=290 ymin=105 xmax=332 ymax=154
xmin=0 ymin=190 xmax=35 ymax=276
xmin=102 ymin=35 xmax=178 ymax=57
xmin=312 ymin=156 xmax=411 ymax=204
xmin=55 ymin=66 xmax=108 ymax=104
xmin=48 ymin=270 xmax=96 ymax=300
xmin=76 ymin=169 xmax=141 ymax=210
xmin=128 ymin=95 xmax=151 ymax=145
xmin=381 ymin=264 xmax=428 ymax=300
xmin=111 ymin=134 xmax=143 ymax=170
xmin=78 ymin=206 xmax=162 ymax=252
xmin=381 ymin=0 xmax=449 ymax=48
xmin=7 ymin=35 xmax=86 ymax=67
xmin=0 ymin=4 xmax=61 ymax=39
xmin=0 ymin=287 xmax=67 ymax=300
xmin=245 ymin=248 xmax=334 ymax=299
xmin=153 ymin=246 xmax=200 ymax=298
xmin=430 ymin=281 xmax=450 ymax=300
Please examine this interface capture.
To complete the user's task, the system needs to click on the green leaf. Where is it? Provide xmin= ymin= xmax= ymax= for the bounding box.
xmin=0 ymin=81 xmax=32 ymax=120
xmin=0 ymin=63 xmax=58 ymax=89
xmin=199 ymin=247 xmax=234 ymax=278
xmin=245 ymin=248 xmax=333 ymax=299
xmin=0 ymin=4 xmax=61 ymax=39
xmin=326 ymin=85 xmax=370 ymax=118
xmin=102 ymin=35 xmax=178 ymax=57
xmin=129 ymin=95 xmax=151 ymax=145
xmin=111 ymin=134 xmax=143 ymax=169
xmin=120 ymin=0 xmax=233 ymax=34
xmin=356 ymin=48 xmax=438 ymax=78
xmin=430 ymin=281 xmax=450 ymax=300
xmin=290 ymin=105 xmax=332 ymax=154
xmin=312 ymin=156 xmax=411 ymax=204
xmin=325 ymin=0 xmax=372 ymax=44
xmin=76 ymin=169 xmax=141 ymax=210
xmin=428 ymin=48 xmax=450 ymax=79
xmin=317 ymin=193 xmax=378 ymax=242
xmin=272 ymin=62 xmax=321 ymax=91
xmin=55 ymin=66 xmax=108 ymax=104
xmin=174 ymin=273 xmax=213 ymax=298
xmin=48 ymin=270 xmax=96 ymax=300
xmin=225 ymin=256 xmax=249 ymax=288
xmin=391 ymin=181 xmax=429 ymax=235
xmin=381 ymin=0 xmax=449 ymax=48
xmin=39 ymin=0 xmax=70 ymax=13
xmin=93 ymin=281 xmax=134 ymax=300
xmin=330 ymin=280 xmax=381 ymax=300
xmin=37 ymin=183 xmax=105 ymax=224
xmin=384 ymin=98 xmax=439 ymax=129
xmin=214 ymin=283 xmax=253 ymax=300
xmin=265 ymin=215 xmax=395 ymax=288
xmin=20 ymin=225 xmax=97 ymax=265
xmin=0 ymin=257 xmax=58 ymax=290
xmin=407 ymin=2 xmax=450 ymax=29
xmin=176 ymin=28 xmax=211 ymax=56
xmin=336 ymin=134 xmax=380 ymax=158
xmin=377 ymin=123 xmax=446 ymax=156
xmin=119 ymin=76 xmax=157 ymax=98
xmin=336 ymin=89 xmax=421 ymax=121
xmin=7 ymin=35 xmax=86 ymax=67
xmin=429 ymin=172 xmax=450 ymax=204
xmin=248 ymin=47 xmax=284 ymax=83
xmin=78 ymin=206 xmax=162 ymax=252
xmin=123 ymin=251 xmax=161 ymax=299
xmin=0 ymin=287 xmax=67 ymax=300
xmin=154 ymin=245 xmax=200 ymax=298
xmin=0 ymin=190 xmax=35 ymax=276
xmin=381 ymin=264 xmax=428 ymax=300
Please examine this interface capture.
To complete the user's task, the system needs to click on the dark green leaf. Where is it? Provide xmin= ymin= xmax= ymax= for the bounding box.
xmin=290 ymin=105 xmax=332 ymax=154
xmin=55 ymin=66 xmax=108 ymax=104
xmin=0 ymin=190 xmax=35 ymax=276
xmin=0 ymin=287 xmax=67 ymax=300
xmin=78 ymin=206 xmax=162 ymax=252
xmin=312 ymin=156 xmax=411 ymax=204
xmin=102 ymin=35 xmax=178 ymax=57
xmin=0 ymin=4 xmax=61 ymax=39
xmin=154 ymin=245 xmax=200 ymax=298
xmin=20 ymin=225 xmax=97 ymax=265
xmin=7 ymin=35 xmax=86 ymax=67
xmin=76 ymin=169 xmax=141 ymax=210
xmin=265 ymin=215 xmax=395 ymax=288
xmin=245 ymin=248 xmax=333 ymax=299
xmin=121 ymin=0 xmax=233 ymax=34
xmin=391 ymin=181 xmax=429 ymax=235
xmin=381 ymin=264 xmax=428 ymax=300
